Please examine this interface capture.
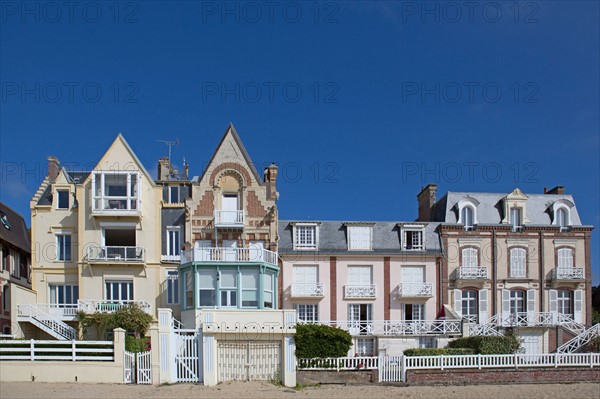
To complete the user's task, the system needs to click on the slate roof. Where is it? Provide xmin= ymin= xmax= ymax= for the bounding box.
xmin=431 ymin=191 xmax=585 ymax=226
xmin=0 ymin=201 xmax=31 ymax=253
xmin=278 ymin=220 xmax=441 ymax=255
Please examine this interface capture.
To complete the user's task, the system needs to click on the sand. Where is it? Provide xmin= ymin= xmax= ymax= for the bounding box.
xmin=1 ymin=381 xmax=599 ymax=399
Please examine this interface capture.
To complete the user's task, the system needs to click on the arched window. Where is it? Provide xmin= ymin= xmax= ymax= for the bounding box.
xmin=509 ymin=247 xmax=526 ymax=278
xmin=462 ymin=247 xmax=478 ymax=268
xmin=556 ymin=207 xmax=569 ymax=230
xmin=461 ymin=206 xmax=474 ymax=230
xmin=557 ymin=248 xmax=574 ymax=270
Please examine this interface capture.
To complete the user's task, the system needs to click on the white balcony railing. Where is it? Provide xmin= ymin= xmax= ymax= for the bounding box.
xmin=299 ymin=320 xmax=462 ymax=336
xmin=397 ymin=282 xmax=433 ymax=297
xmin=77 ymin=300 xmax=152 ymax=314
xmin=87 ymin=246 xmax=145 ymax=262
xmin=214 ymin=210 xmax=245 ymax=227
xmin=553 ymin=267 xmax=584 ymax=280
xmin=17 ymin=303 xmax=78 ymax=320
xmin=344 ymin=285 xmax=376 ymax=298
xmin=291 ymin=283 xmax=324 ymax=297
xmin=181 ymin=247 xmax=278 ymax=267
xmin=161 ymin=254 xmax=181 ymax=262
xmin=457 ymin=266 xmax=488 ymax=279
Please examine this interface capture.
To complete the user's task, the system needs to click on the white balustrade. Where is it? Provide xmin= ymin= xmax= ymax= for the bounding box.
xmin=344 ymin=285 xmax=376 ymax=298
xmin=291 ymin=283 xmax=324 ymax=297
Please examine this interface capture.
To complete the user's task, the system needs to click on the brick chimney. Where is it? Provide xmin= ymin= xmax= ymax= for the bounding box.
xmin=264 ymin=163 xmax=279 ymax=201
xmin=47 ymin=156 xmax=60 ymax=183
xmin=544 ymin=186 xmax=565 ymax=195
xmin=157 ymin=156 xmax=171 ymax=181
xmin=417 ymin=184 xmax=437 ymax=222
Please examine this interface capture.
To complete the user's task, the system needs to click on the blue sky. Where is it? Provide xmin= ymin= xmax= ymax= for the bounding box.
xmin=0 ymin=1 xmax=598 ymax=283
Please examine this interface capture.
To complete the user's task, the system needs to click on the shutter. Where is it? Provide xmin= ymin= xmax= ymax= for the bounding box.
xmin=454 ymin=289 xmax=463 ymax=317
xmin=501 ymin=289 xmax=510 ymax=326
xmin=527 ymin=289 xmax=536 ymax=324
xmin=574 ymin=289 xmax=583 ymax=323
xmin=293 ymin=266 xmax=305 ymax=284
xmin=549 ymin=289 xmax=558 ymax=323
xmin=478 ymin=289 xmax=489 ymax=324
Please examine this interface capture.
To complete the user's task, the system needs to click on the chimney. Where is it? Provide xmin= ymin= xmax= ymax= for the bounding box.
xmin=417 ymin=184 xmax=437 ymax=222
xmin=545 ymin=185 xmax=565 ymax=195
xmin=157 ymin=156 xmax=171 ymax=181
xmin=182 ymin=160 xmax=189 ymax=180
xmin=47 ymin=156 xmax=60 ymax=183
xmin=264 ymin=163 xmax=279 ymax=201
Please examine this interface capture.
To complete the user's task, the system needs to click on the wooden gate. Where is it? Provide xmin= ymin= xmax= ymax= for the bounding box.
xmin=123 ymin=350 xmax=152 ymax=384
xmin=217 ymin=341 xmax=280 ymax=382
xmin=378 ymin=355 xmax=403 ymax=382
xmin=176 ymin=333 xmax=201 ymax=382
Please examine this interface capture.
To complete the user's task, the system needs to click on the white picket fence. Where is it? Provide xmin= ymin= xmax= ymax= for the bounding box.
xmin=0 ymin=339 xmax=114 ymax=361
xmin=297 ymin=356 xmax=379 ymax=371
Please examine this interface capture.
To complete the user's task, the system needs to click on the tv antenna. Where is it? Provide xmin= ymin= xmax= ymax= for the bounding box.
xmin=157 ymin=138 xmax=179 ymax=160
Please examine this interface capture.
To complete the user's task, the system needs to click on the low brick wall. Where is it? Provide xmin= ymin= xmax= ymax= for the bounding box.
xmin=297 ymin=370 xmax=376 ymax=385
xmin=407 ymin=367 xmax=600 ymax=385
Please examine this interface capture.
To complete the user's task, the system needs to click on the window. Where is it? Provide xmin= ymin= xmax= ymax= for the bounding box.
xmin=184 ymin=270 xmax=193 ymax=308
xmin=556 ymin=208 xmax=568 ymax=229
xmin=461 ymin=290 xmax=478 ymax=323
xmin=509 ymin=290 xmax=526 ymax=314
xmin=402 ymin=228 xmax=424 ymax=250
xmin=49 ymin=285 xmax=79 ymax=306
xmin=509 ymin=247 xmax=526 ymax=278
xmin=57 ymin=190 xmax=69 ymax=209
xmin=219 ymin=269 xmax=237 ymax=307
xmin=355 ymin=338 xmax=375 ymax=356
xmin=403 ymin=303 xmax=424 ymax=321
xmin=557 ymin=290 xmax=573 ymax=318
xmin=166 ymin=227 xmax=181 ymax=257
xmin=294 ymin=224 xmax=318 ymax=250
xmin=348 ymin=304 xmax=372 ymax=335
xmin=92 ymin=172 xmax=140 ymax=211
xmin=462 ymin=247 xmax=478 ymax=267
xmin=2 ymin=285 xmax=8 ymax=312
xmin=198 ymin=269 xmax=217 ymax=307
xmin=510 ymin=207 xmax=522 ymax=230
xmin=10 ymin=250 xmax=19 ymax=278
xmin=295 ymin=304 xmax=319 ymax=323
xmin=0 ymin=212 xmax=10 ymax=230
xmin=105 ymin=280 xmax=133 ymax=301
xmin=56 ymin=233 xmax=72 ymax=261
xmin=557 ymin=248 xmax=574 ymax=270
xmin=461 ymin=206 xmax=474 ymax=230
xmin=1 ymin=246 xmax=8 ymax=271
xmin=166 ymin=271 xmax=179 ymax=305
xmin=347 ymin=226 xmax=372 ymax=250
xmin=241 ymin=269 xmax=259 ymax=307
xmin=263 ymin=272 xmax=274 ymax=308
xmin=169 ymin=186 xmax=180 ymax=203
xmin=347 ymin=266 xmax=373 ymax=285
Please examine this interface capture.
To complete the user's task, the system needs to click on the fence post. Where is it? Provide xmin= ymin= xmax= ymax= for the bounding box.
xmin=72 ymin=340 xmax=76 ymax=361
xmin=478 ymin=353 xmax=481 ymax=370
xmin=514 ymin=353 xmax=518 ymax=369
xmin=555 ymin=353 xmax=558 ymax=368
xmin=30 ymin=339 xmax=35 ymax=361
xmin=440 ymin=355 xmax=444 ymax=371
xmin=113 ymin=328 xmax=126 ymax=367
xmin=402 ymin=355 xmax=407 ymax=382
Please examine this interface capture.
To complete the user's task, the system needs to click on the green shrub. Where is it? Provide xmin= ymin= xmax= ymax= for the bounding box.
xmin=295 ymin=324 xmax=352 ymax=358
xmin=125 ymin=335 xmax=151 ymax=353
xmin=592 ymin=309 xmax=600 ymax=325
xmin=448 ymin=335 xmax=521 ymax=354
xmin=403 ymin=348 xmax=475 ymax=356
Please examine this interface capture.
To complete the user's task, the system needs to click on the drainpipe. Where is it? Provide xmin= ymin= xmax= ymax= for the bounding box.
xmin=539 ymin=231 xmax=544 ymax=312
xmin=492 ymin=230 xmax=497 ymax=315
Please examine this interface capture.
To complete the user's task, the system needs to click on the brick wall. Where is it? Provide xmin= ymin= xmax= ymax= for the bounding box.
xmin=406 ymin=367 xmax=600 ymax=385
xmin=297 ymin=370 xmax=376 ymax=385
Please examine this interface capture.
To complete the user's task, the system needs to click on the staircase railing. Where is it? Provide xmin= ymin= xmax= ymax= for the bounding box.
xmin=556 ymin=324 xmax=600 ymax=354
xmin=18 ymin=304 xmax=77 ymax=340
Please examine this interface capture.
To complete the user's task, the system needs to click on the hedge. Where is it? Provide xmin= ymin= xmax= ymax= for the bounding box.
xmin=403 ymin=348 xmax=475 ymax=356
xmin=125 ymin=335 xmax=151 ymax=353
xmin=295 ymin=324 xmax=352 ymax=358
xmin=448 ymin=335 xmax=521 ymax=354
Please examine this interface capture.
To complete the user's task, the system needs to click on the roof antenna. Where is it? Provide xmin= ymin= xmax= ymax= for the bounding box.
xmin=157 ymin=138 xmax=179 ymax=160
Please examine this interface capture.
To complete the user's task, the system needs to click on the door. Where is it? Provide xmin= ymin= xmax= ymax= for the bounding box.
xmin=401 ymin=266 xmax=424 ymax=296
xmin=521 ymin=333 xmax=541 ymax=362
xmin=217 ymin=341 xmax=280 ymax=383
xmin=222 ymin=194 xmax=238 ymax=224
xmin=223 ymin=240 xmax=237 ymax=262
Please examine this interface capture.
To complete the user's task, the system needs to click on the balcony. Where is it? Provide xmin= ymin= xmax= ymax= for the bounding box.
xmin=214 ymin=210 xmax=245 ymax=228
xmin=91 ymin=172 xmax=141 ymax=217
xmin=456 ymin=266 xmax=488 ymax=280
xmin=17 ymin=304 xmax=79 ymax=321
xmin=298 ymin=320 xmax=462 ymax=336
xmin=552 ymin=267 xmax=584 ymax=280
xmin=291 ymin=283 xmax=324 ymax=298
xmin=161 ymin=254 xmax=181 ymax=262
xmin=181 ymin=247 xmax=278 ymax=267
xmin=92 ymin=197 xmax=140 ymax=216
xmin=87 ymin=246 xmax=145 ymax=263
xmin=396 ymin=282 xmax=433 ymax=298
xmin=78 ymin=300 xmax=152 ymax=314
xmin=344 ymin=285 xmax=376 ymax=299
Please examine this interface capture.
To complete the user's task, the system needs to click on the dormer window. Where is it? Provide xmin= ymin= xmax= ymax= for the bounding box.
xmin=347 ymin=225 xmax=373 ymax=251
xmin=402 ymin=225 xmax=425 ymax=251
xmin=551 ymin=201 xmax=573 ymax=231
xmin=57 ymin=190 xmax=69 ymax=209
xmin=457 ymin=198 xmax=479 ymax=231
xmin=461 ymin=207 xmax=474 ymax=230
xmin=0 ymin=212 xmax=10 ymax=230
xmin=293 ymin=223 xmax=318 ymax=250
xmin=556 ymin=208 xmax=568 ymax=230
xmin=169 ymin=186 xmax=180 ymax=203
xmin=510 ymin=207 xmax=522 ymax=231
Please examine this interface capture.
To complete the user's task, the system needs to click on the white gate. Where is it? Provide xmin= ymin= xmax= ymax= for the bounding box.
xmin=124 ymin=350 xmax=152 ymax=384
xmin=217 ymin=341 xmax=280 ymax=383
xmin=378 ymin=355 xmax=403 ymax=382
xmin=176 ymin=333 xmax=201 ymax=382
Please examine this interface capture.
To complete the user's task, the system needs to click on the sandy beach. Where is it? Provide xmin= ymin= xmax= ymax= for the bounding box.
xmin=1 ymin=381 xmax=598 ymax=399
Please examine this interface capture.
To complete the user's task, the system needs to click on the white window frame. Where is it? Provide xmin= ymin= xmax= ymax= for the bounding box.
xmin=557 ymin=290 xmax=573 ymax=318
xmin=166 ymin=227 xmax=181 ymax=257
xmin=293 ymin=223 xmax=319 ymax=250
xmin=263 ymin=272 xmax=275 ymax=309
xmin=166 ymin=270 xmax=179 ymax=305
xmin=295 ymin=304 xmax=319 ymax=323
xmin=402 ymin=225 xmax=425 ymax=251
xmin=510 ymin=207 xmax=523 ymax=231
xmin=56 ymin=232 xmax=72 ymax=262
xmin=57 ymin=189 xmax=70 ymax=209
xmin=105 ymin=280 xmax=133 ymax=301
xmin=198 ymin=269 xmax=217 ymax=307
xmin=461 ymin=247 xmax=478 ymax=267
xmin=509 ymin=247 xmax=526 ymax=278
xmin=240 ymin=269 xmax=259 ymax=308
xmin=557 ymin=248 xmax=574 ymax=269
xmin=461 ymin=290 xmax=478 ymax=323
xmin=219 ymin=269 xmax=238 ymax=308
xmin=347 ymin=265 xmax=373 ymax=285
xmin=91 ymin=171 xmax=141 ymax=212
xmin=457 ymin=199 xmax=479 ymax=230
xmin=10 ymin=250 xmax=19 ymax=278
xmin=402 ymin=303 xmax=425 ymax=321
xmin=49 ymin=284 xmax=79 ymax=306
xmin=355 ymin=338 xmax=375 ymax=356
xmin=347 ymin=225 xmax=373 ymax=251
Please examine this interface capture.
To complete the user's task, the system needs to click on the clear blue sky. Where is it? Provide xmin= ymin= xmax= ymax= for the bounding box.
xmin=1 ymin=1 xmax=598 ymax=284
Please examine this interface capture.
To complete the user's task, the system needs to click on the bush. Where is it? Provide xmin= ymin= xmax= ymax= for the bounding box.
xmin=448 ymin=335 xmax=521 ymax=354
xmin=403 ymin=348 xmax=475 ymax=356
xmin=125 ymin=335 xmax=151 ymax=353
xmin=295 ymin=324 xmax=352 ymax=358
xmin=592 ymin=309 xmax=600 ymax=325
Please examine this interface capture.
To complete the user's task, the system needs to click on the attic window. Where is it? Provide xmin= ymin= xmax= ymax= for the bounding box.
xmin=401 ymin=225 xmax=425 ymax=251
xmin=0 ymin=213 xmax=10 ymax=230
xmin=347 ymin=225 xmax=372 ymax=250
